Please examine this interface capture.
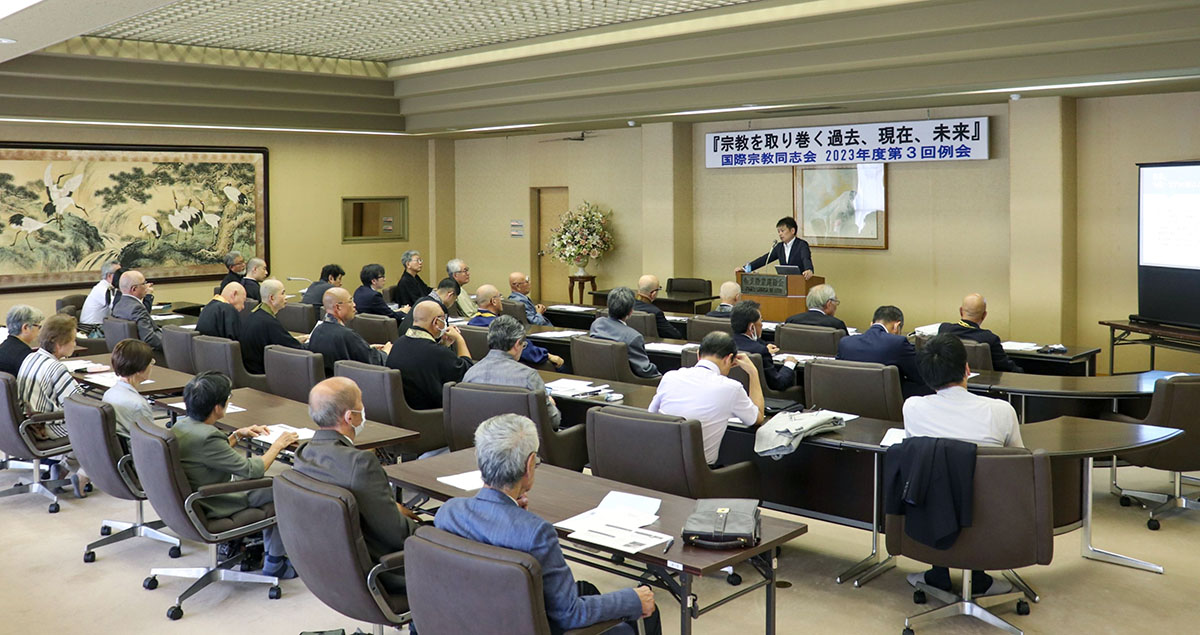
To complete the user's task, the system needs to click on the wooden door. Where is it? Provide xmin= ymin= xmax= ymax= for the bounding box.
xmin=535 ymin=187 xmax=570 ymax=303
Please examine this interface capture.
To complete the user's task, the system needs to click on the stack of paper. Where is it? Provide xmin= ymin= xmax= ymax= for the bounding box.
xmin=251 ymin=423 xmax=315 ymax=445
xmin=150 ymin=314 xmax=186 ymax=322
xmin=664 ymin=315 xmax=689 ymax=324
xmin=528 ymin=329 xmax=587 ymax=340
xmin=644 ymin=342 xmax=692 ymax=354
xmin=555 ymin=492 xmax=671 ymax=554
xmin=547 ymin=305 xmax=596 ymax=313
xmin=544 ymin=378 xmax=611 ymax=398
xmin=62 ymin=359 xmax=98 ymax=372
xmin=436 ymin=470 xmax=484 ymax=491
xmin=761 ymin=321 xmax=780 ymax=332
xmin=1001 ymin=341 xmax=1041 ymax=352
xmin=81 ymin=372 xmax=154 ymax=388
xmin=163 ymin=400 xmax=247 ymax=414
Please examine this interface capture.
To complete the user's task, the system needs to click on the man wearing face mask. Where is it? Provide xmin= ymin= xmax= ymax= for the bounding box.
xmin=292 ymin=377 xmax=420 ymax=596
xmin=385 ymin=300 xmax=473 ymax=410
xmin=730 ymin=300 xmax=798 ymax=391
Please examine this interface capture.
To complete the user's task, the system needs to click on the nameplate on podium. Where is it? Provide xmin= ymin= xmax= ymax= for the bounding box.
xmin=741 ymin=274 xmax=788 ymax=297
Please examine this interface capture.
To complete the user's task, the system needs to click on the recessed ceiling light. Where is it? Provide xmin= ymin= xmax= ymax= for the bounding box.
xmin=0 ymin=38 xmax=16 ymax=45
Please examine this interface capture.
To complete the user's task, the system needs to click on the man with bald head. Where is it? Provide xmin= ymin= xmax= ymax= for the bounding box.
xmin=634 ymin=274 xmax=683 ymax=339
xmin=706 ymin=281 xmax=742 ymax=317
xmin=241 ymin=257 xmax=269 ymax=302
xmin=307 ymin=286 xmax=392 ymax=376
xmin=938 ymin=293 xmax=1024 ymax=373
xmin=239 ymin=278 xmax=304 ymax=374
xmin=197 ymin=281 xmax=246 ymax=340
xmin=111 ymin=270 xmax=163 ymax=350
xmin=508 ymin=271 xmax=552 ymax=326
xmin=469 ymin=284 xmax=565 ymax=369
xmin=293 ymin=377 xmax=419 ymax=595
xmin=386 ymin=299 xmax=473 ymax=410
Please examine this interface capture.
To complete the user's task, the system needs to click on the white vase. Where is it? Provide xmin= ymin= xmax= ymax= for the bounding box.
xmin=570 ymin=259 xmax=590 ymax=277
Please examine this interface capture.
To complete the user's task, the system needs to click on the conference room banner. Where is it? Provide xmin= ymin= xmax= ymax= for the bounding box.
xmin=705 ymin=117 xmax=988 ymax=168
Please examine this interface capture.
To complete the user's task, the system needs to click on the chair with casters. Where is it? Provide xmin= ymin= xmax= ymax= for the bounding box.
xmin=0 ymin=373 xmax=73 ymax=513
xmin=586 ymin=405 xmax=759 ymax=500
xmin=687 ymin=315 xmax=732 ymax=342
xmin=63 ymin=394 xmax=181 ymax=563
xmin=443 ymin=382 xmax=586 ymax=471
xmin=405 ymin=525 xmax=626 ymax=635
xmin=350 ymin=314 xmax=399 ymax=346
xmin=103 ymin=318 xmax=139 ymax=352
xmin=569 ymin=336 xmax=660 ymax=387
xmin=500 ymin=299 xmax=531 ymax=325
xmin=775 ymin=323 xmax=844 ymax=355
xmin=334 ymin=361 xmax=445 ymax=456
xmin=597 ymin=309 xmax=657 ymax=338
xmin=129 ymin=418 xmax=282 ymax=621
xmin=272 ymin=470 xmax=410 ymax=635
xmin=161 ymin=325 xmax=199 ymax=374
xmin=886 ymin=446 xmax=1053 ymax=635
xmin=1108 ymin=374 xmax=1200 ymax=530
xmin=804 ymin=359 xmax=904 ymax=421
xmin=277 ymin=302 xmax=319 ymax=334
xmin=457 ymin=325 xmax=490 ymax=361
xmin=263 ymin=345 xmax=325 ymax=403
xmin=192 ymin=335 xmax=268 ymax=392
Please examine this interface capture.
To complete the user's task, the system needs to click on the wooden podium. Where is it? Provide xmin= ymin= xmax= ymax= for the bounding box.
xmin=736 ymin=272 xmax=825 ymax=322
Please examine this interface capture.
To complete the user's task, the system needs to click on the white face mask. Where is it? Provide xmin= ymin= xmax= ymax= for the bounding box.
xmin=749 ymin=325 xmax=759 ymax=341
xmin=351 ymin=407 xmax=367 ymax=435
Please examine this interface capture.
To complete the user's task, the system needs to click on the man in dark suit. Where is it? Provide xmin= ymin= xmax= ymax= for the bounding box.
xmin=731 ymin=300 xmax=796 ymax=391
xmin=196 ymin=282 xmax=246 ymax=340
xmin=784 ymin=283 xmax=848 ymax=331
xmin=588 ymin=287 xmax=660 ymax=378
xmin=300 ymin=263 xmax=345 ymax=306
xmin=634 ymin=274 xmax=683 ymax=340
xmin=706 ymin=281 xmax=741 ymax=317
xmin=292 ymin=377 xmax=419 ymax=595
xmin=740 ymin=216 xmax=814 ymax=278
xmin=307 ymin=286 xmax=390 ymax=376
xmin=837 ymin=305 xmax=930 ymax=398
xmin=239 ymin=279 xmax=305 ymax=374
xmin=111 ymin=270 xmax=163 ymax=350
xmin=939 ymin=293 xmax=1024 ymax=373
xmin=353 ymin=263 xmax=406 ymax=325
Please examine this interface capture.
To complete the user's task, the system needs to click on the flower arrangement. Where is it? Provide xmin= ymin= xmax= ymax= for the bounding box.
xmin=547 ymin=200 xmax=614 ymax=273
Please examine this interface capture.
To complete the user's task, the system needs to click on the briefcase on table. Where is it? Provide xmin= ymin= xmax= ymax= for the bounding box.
xmin=681 ymin=499 xmax=761 ymax=550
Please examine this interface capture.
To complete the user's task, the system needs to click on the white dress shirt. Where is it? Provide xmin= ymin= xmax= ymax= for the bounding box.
xmin=902 ymin=385 xmax=1023 ymax=448
xmin=781 ymin=237 xmax=795 ymax=263
xmin=649 ymin=359 xmax=760 ymax=464
xmin=80 ymin=278 xmax=114 ymax=325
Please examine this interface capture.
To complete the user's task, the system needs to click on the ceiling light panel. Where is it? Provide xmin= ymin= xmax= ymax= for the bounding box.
xmin=90 ymin=0 xmax=764 ymax=62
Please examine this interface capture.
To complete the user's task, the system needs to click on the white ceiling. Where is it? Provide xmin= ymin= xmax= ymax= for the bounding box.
xmin=88 ymin=0 xmax=766 ymax=62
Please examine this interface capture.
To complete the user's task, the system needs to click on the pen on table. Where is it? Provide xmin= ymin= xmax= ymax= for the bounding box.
xmin=663 ymin=538 xmax=674 ymax=554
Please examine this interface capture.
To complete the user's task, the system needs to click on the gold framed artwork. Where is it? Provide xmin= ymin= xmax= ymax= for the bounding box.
xmin=0 ymin=142 xmax=268 ymax=293
xmin=793 ymin=163 xmax=887 ymax=249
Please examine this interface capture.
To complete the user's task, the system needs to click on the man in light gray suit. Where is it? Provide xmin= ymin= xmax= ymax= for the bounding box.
xmin=292 ymin=376 xmax=420 ymax=594
xmin=463 ymin=315 xmax=562 ymax=429
xmin=111 ymin=270 xmax=163 ymax=350
xmin=588 ymin=286 xmax=660 ymax=378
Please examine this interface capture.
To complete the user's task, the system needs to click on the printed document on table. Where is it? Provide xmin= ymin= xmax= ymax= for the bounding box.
xmin=436 ymin=470 xmax=484 ymax=491
xmin=555 ymin=491 xmax=662 ymax=533
xmin=880 ymin=428 xmax=907 ymax=447
xmin=664 ymin=315 xmax=689 ymax=323
xmin=544 ymin=379 xmax=610 ymax=398
xmin=528 ymin=329 xmax=587 ymax=339
xmin=644 ymin=342 xmax=691 ymax=354
xmin=62 ymin=359 xmax=98 ymax=371
xmin=547 ymin=305 xmax=596 ymax=313
xmin=761 ymin=321 xmax=780 ymax=332
xmin=913 ymin=323 xmax=941 ymax=337
xmin=1001 ymin=341 xmax=1041 ymax=352
xmin=81 ymin=372 xmax=155 ymax=388
xmin=567 ymin=526 xmax=672 ymax=554
xmin=163 ymin=400 xmax=246 ymax=414
xmin=253 ymin=424 xmax=315 ymax=445
xmin=150 ymin=314 xmax=186 ymax=321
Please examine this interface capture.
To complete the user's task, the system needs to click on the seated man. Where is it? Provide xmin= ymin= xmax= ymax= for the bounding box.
xmin=293 ymin=377 xmax=419 ymax=595
xmin=706 ymin=281 xmax=741 ymax=317
xmin=447 ymin=259 xmax=478 ymax=318
xmin=588 ymin=287 xmax=660 ymax=379
xmin=354 ymin=263 xmax=406 ymax=324
xmin=111 ymin=270 xmax=163 ymax=350
xmin=398 ymin=277 xmax=459 ymax=334
xmin=172 ymin=371 xmax=299 ymax=578
xmin=300 ymin=263 xmax=345 ymax=306
xmin=649 ymin=331 xmax=764 ymax=465
xmin=634 ymin=274 xmax=683 ymax=340
xmin=903 ymin=334 xmax=1022 ymax=597
xmin=0 ymin=304 xmax=42 ymax=377
xmin=468 ymin=284 xmax=564 ymax=370
xmin=308 ymin=286 xmax=391 ymax=377
xmin=385 ymin=301 xmax=472 ymax=410
xmin=219 ymin=251 xmax=246 ymax=293
xmin=434 ymin=414 xmax=657 ymax=635
xmin=239 ymin=279 xmax=305 ymax=375
xmin=241 ymin=258 xmax=269 ymax=302
xmin=463 ymin=315 xmax=562 ymax=429
xmin=837 ymin=305 xmax=930 ymax=398
xmin=939 ymin=293 xmax=1023 ymax=372
xmin=508 ymin=271 xmax=552 ymax=326
xmin=783 ymin=283 xmax=847 ymax=332
xmin=731 ymin=301 xmax=796 ymax=391
xmin=80 ymin=260 xmax=121 ymax=327
xmin=197 ymin=282 xmax=246 ymax=340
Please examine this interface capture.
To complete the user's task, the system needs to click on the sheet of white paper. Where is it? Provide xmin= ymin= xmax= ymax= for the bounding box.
xmin=436 ymin=470 xmax=484 ymax=491
xmin=528 ymin=329 xmax=587 ymax=340
xmin=567 ymin=526 xmax=672 ymax=554
xmin=150 ymin=314 xmax=186 ymax=321
xmin=664 ymin=315 xmax=688 ymax=323
xmin=163 ymin=400 xmax=246 ymax=414
xmin=447 ymin=317 xmax=467 ymax=325
xmin=0 ymin=327 xmax=7 ymax=339
xmin=62 ymin=359 xmax=95 ymax=371
xmin=555 ymin=507 xmax=659 ymax=534
xmin=761 ymin=321 xmax=779 ymax=332
xmin=600 ymin=491 xmax=661 ymax=515
xmin=913 ymin=323 xmax=941 ymax=337
xmin=151 ymin=304 xmax=166 ymax=310
xmin=644 ymin=342 xmax=689 ymax=354
xmin=847 ymin=327 xmax=859 ymax=335
xmin=547 ymin=305 xmax=596 ymax=313
xmin=180 ymin=324 xmax=197 ymax=330
xmin=880 ymin=428 xmax=907 ymax=447
xmin=544 ymin=378 xmax=606 ymax=397
xmin=968 ymin=372 xmax=980 ymax=378
xmin=387 ymin=303 xmax=400 ymax=311
xmin=814 ymin=409 xmax=860 ymax=423
xmin=1001 ymin=341 xmax=1041 ymax=351
xmin=252 ymin=424 xmax=315 ymax=445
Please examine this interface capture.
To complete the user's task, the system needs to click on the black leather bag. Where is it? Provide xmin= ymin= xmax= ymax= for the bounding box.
xmin=681 ymin=498 xmax=761 ymax=550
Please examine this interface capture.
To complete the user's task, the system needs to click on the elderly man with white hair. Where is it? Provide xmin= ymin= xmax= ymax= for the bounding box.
xmin=468 ymin=284 xmax=565 ymax=370
xmin=633 ymin=274 xmax=683 ymax=339
xmin=111 ymin=270 xmax=163 ymax=350
xmin=79 ymin=259 xmax=121 ymax=327
xmin=433 ymin=414 xmax=658 ymax=635
xmin=783 ymin=283 xmax=847 ymax=332
xmin=238 ymin=278 xmax=305 ymax=374
xmin=706 ymin=281 xmax=742 ymax=317
xmin=463 ymin=315 xmax=562 ymax=429
xmin=0 ymin=304 xmax=43 ymax=377
xmin=446 ymin=258 xmax=478 ymax=318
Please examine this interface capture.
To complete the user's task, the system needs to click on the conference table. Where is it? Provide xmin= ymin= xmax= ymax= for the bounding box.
xmin=1100 ymin=319 xmax=1200 ymax=375
xmin=967 ymin=370 xmax=1180 ymax=423
xmin=385 ymin=449 xmax=808 ymax=635
xmin=587 ymin=289 xmax=718 ymax=314
xmin=69 ymin=353 xmax=195 ymax=398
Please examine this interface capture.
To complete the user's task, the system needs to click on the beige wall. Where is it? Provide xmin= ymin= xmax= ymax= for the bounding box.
xmin=692 ymin=104 xmax=1012 ymax=334
xmin=0 ymin=122 xmax=431 ymax=321
xmin=1077 ymin=91 xmax=1200 ymax=373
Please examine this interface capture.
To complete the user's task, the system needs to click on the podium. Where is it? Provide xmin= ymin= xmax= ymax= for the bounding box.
xmin=736 ymin=272 xmax=825 ymax=322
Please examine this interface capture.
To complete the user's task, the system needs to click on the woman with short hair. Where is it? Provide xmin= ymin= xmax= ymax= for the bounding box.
xmin=103 ymin=338 xmax=156 ymax=445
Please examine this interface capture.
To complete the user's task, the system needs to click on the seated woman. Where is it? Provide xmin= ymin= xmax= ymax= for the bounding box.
xmin=102 ymin=338 xmax=156 ymax=451
xmin=16 ymin=313 xmax=88 ymax=496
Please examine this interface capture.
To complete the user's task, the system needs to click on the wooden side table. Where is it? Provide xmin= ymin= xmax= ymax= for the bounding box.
xmin=567 ymin=275 xmax=597 ymax=305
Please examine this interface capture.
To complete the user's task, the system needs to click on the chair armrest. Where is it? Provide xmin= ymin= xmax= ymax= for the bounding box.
xmin=24 ymin=411 xmax=66 ymax=424
xmin=550 ymin=423 xmax=589 ymax=472
xmin=17 ymin=413 xmax=71 ymax=458
xmin=192 ymin=477 xmax=274 ymax=498
xmin=709 ymin=460 xmax=761 ymax=500
xmin=375 ymin=550 xmax=406 ymax=573
xmin=367 ymin=551 xmax=409 ymax=624
xmin=183 ymin=477 xmax=276 ymax=542
xmin=116 ymin=454 xmax=145 ymax=498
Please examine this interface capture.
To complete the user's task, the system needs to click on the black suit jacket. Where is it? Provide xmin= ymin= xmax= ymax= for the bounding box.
xmin=0 ymin=335 xmax=33 ymax=378
xmin=238 ymin=305 xmax=303 ymax=374
xmin=883 ymin=437 xmax=976 ymax=550
xmin=938 ymin=320 xmax=1024 ymax=373
xmin=242 ymin=278 xmax=261 ymax=302
xmin=837 ymin=324 xmax=930 ymax=397
xmin=732 ymin=333 xmax=795 ymax=391
xmin=353 ymin=285 xmax=403 ymax=324
xmin=392 ymin=272 xmax=431 ymax=308
xmin=748 ymin=238 xmax=813 ymax=273
xmin=784 ymin=309 xmax=847 ymax=332
xmin=633 ymin=299 xmax=682 ymax=340
xmin=219 ymin=271 xmax=241 ymax=293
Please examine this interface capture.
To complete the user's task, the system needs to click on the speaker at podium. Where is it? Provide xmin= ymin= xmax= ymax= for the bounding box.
xmin=736 ymin=270 xmax=825 ymax=322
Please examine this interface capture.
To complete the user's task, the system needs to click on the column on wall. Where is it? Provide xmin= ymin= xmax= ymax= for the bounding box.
xmin=640 ymin=122 xmax=694 ymax=277
xmin=1008 ymin=97 xmax=1078 ymax=344
xmin=428 ymin=138 xmax=456 ymax=275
